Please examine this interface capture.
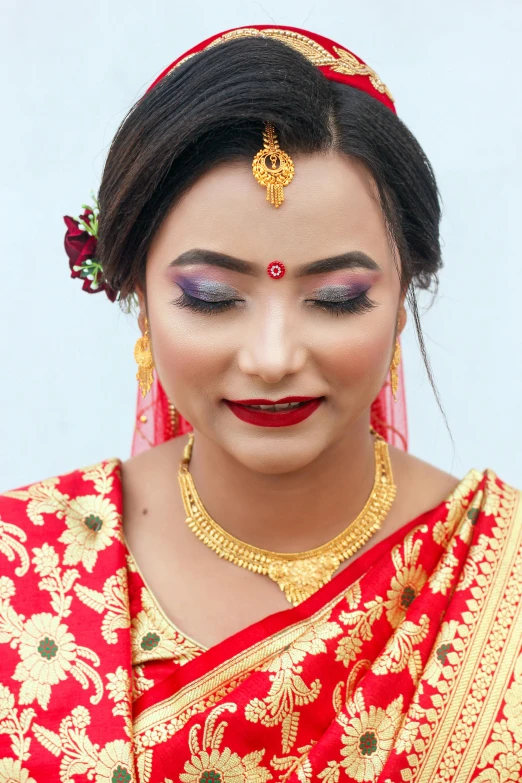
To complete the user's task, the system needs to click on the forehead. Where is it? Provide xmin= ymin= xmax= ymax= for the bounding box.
xmin=150 ymin=151 xmax=392 ymax=265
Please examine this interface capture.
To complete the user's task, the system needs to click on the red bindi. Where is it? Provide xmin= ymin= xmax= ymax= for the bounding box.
xmin=267 ymin=261 xmax=286 ymax=280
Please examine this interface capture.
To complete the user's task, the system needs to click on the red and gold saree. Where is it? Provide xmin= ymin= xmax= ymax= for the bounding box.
xmin=0 ymin=458 xmax=521 ymax=782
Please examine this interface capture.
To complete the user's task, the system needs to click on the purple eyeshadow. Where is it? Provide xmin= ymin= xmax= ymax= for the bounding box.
xmin=313 ymin=282 xmax=370 ymax=301
xmin=175 ymin=275 xmax=238 ymax=301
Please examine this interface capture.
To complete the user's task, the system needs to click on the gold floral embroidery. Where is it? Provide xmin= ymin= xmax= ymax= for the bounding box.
xmin=0 ymin=757 xmax=36 ymax=783
xmin=0 ymin=683 xmax=35 ymax=763
xmin=106 ymin=668 xmax=132 ymax=737
xmin=32 ymin=543 xmax=79 ymax=618
xmin=3 ymin=477 xmax=64 ymax=526
xmin=0 ymin=517 xmax=29 ymax=577
xmin=421 ymin=619 xmax=462 ymax=692
xmin=428 ymin=545 xmax=459 ymax=595
xmin=33 ymin=706 xmax=99 ymax=781
xmin=33 ymin=706 xmax=135 ymax=783
xmin=372 ymin=615 xmax=430 ymax=685
xmin=0 ymin=547 xmax=103 ymax=710
xmin=180 ymin=704 xmax=271 ymax=783
xmin=392 ymin=620 xmax=464 ymax=757
xmin=0 ymin=577 xmax=24 ymax=643
xmin=271 ymin=744 xmax=314 ymax=782
xmin=0 ymin=460 xmax=134 ymax=783
xmin=59 ymin=494 xmax=120 ymax=573
xmin=455 ymin=533 xmax=489 ymax=593
xmin=432 ymin=471 xmax=482 ymax=547
xmin=132 ymin=665 xmax=155 ymax=700
xmin=245 ymin=621 xmax=342 ymax=753
xmin=95 ymin=738 xmax=134 ymax=783
xmin=137 ymin=747 xmax=153 ymax=783
xmin=319 ymin=691 xmax=404 ymax=782
xmin=81 ymin=460 xmax=120 ymax=496
xmin=131 ymin=588 xmax=201 ymax=666
xmin=13 ymin=612 xmax=102 ymax=710
xmin=75 ymin=568 xmax=130 ymax=644
xmin=483 ymin=472 xmax=518 ymax=520
xmin=335 ymin=595 xmax=383 ymax=668
xmin=385 ymin=528 xmax=428 ymax=628
xmin=4 ymin=469 xmax=121 ymax=574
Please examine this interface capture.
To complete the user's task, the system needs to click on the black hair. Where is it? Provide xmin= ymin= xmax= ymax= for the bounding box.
xmin=97 ymin=35 xmax=444 ymax=414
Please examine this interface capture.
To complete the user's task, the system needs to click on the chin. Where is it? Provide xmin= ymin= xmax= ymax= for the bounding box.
xmin=222 ymin=429 xmax=330 ymax=475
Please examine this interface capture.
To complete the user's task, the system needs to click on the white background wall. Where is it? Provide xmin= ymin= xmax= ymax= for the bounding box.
xmin=1 ymin=0 xmax=521 ymax=491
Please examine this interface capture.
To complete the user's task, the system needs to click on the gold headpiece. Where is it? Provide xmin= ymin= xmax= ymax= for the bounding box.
xmin=252 ymin=122 xmax=295 ymax=208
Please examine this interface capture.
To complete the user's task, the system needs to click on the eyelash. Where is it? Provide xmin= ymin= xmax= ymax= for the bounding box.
xmin=172 ymin=290 xmax=376 ymax=316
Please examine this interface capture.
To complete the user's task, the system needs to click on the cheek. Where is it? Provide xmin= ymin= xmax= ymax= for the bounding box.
xmin=314 ymin=315 xmax=393 ymax=394
xmin=149 ymin=305 xmax=233 ymax=404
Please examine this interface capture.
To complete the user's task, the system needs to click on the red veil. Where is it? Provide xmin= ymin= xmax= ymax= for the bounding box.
xmin=130 ymin=25 xmax=408 ymax=457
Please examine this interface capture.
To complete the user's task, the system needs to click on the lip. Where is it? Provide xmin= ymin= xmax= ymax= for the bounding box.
xmin=230 ymin=396 xmax=318 ymax=405
xmin=224 ymin=397 xmax=324 ymax=428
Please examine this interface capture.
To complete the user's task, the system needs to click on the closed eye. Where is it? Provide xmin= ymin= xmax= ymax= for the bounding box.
xmin=171 ymin=291 xmax=240 ymax=314
xmin=307 ymin=291 xmax=376 ymax=315
xmin=171 ymin=290 xmax=377 ymax=316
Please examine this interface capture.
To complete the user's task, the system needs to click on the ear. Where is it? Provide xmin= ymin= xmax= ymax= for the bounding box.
xmin=397 ymin=292 xmax=407 ymax=336
xmin=135 ymin=284 xmax=148 ymax=335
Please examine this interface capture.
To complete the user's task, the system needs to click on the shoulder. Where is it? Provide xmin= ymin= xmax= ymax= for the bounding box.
xmin=0 ymin=458 xmax=123 ymax=568
xmin=0 ymin=457 xmax=122 ymax=510
xmin=389 ymin=446 xmax=520 ymax=524
xmin=387 ymin=446 xmax=462 ymax=527
xmin=2 ymin=457 xmax=121 ymax=492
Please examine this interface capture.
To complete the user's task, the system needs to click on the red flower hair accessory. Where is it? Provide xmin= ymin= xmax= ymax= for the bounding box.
xmin=64 ymin=195 xmax=117 ymax=302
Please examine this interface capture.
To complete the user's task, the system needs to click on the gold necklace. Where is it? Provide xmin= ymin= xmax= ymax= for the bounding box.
xmin=178 ymin=432 xmax=396 ymax=606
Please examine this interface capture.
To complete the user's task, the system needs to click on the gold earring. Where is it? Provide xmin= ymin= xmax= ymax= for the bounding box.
xmin=390 ymin=340 xmax=401 ymax=402
xmin=168 ymin=401 xmax=179 ymax=436
xmin=134 ymin=317 xmax=154 ymax=397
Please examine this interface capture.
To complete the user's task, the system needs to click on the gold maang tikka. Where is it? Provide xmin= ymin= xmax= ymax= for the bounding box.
xmin=252 ymin=121 xmax=295 ymax=208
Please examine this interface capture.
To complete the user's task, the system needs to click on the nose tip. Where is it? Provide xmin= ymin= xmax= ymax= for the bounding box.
xmin=237 ymin=304 xmax=308 ymax=382
xmin=238 ymin=342 xmax=307 ymax=383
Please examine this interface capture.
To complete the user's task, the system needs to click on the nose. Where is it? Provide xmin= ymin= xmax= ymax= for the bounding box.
xmin=237 ymin=302 xmax=307 ymax=384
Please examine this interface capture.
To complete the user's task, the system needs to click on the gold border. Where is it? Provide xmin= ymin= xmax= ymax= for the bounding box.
xmin=417 ymin=488 xmax=522 ymax=781
xmin=165 ymin=28 xmax=393 ymax=102
xmin=133 ymin=579 xmax=350 ymax=745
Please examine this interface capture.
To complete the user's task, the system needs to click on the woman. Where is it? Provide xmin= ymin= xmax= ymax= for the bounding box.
xmin=0 ymin=23 xmax=520 ymax=783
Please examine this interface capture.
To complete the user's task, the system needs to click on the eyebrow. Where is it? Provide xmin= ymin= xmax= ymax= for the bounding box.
xmin=169 ymin=248 xmax=380 ymax=276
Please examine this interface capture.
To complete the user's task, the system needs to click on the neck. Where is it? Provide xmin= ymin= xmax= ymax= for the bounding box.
xmin=185 ymin=418 xmax=376 ymax=553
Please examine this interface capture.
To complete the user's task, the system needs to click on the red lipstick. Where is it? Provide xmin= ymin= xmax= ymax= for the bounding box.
xmin=224 ymin=396 xmax=323 ymax=427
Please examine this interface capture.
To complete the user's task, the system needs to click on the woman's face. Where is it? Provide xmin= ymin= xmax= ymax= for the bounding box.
xmin=138 ymin=151 xmax=405 ymax=474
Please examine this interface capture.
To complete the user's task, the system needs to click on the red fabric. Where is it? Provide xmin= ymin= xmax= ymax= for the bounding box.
xmin=147 ymin=24 xmax=396 ymax=114
xmin=0 ymin=460 xmax=134 ymax=782
xmin=1 ymin=457 xmax=520 ymax=780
